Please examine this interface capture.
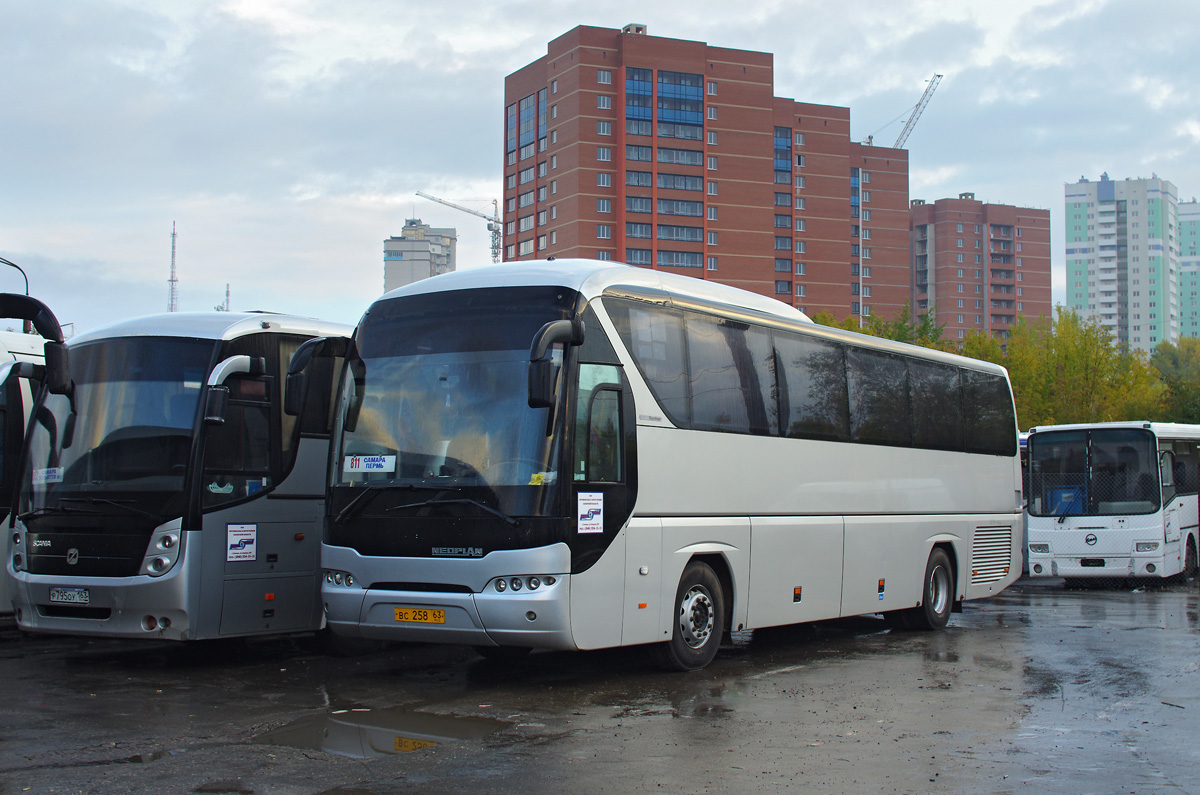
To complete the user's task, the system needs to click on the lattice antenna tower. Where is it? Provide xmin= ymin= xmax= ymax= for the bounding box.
xmin=168 ymin=221 xmax=180 ymax=312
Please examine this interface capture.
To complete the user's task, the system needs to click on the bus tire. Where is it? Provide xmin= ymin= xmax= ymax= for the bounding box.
xmin=902 ymin=548 xmax=953 ymax=631
xmin=649 ymin=560 xmax=725 ymax=672
xmin=1186 ymin=536 xmax=1198 ymax=578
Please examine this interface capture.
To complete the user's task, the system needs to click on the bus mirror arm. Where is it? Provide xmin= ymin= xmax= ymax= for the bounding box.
xmin=528 ymin=319 xmax=585 ymax=409
xmin=0 ymin=293 xmax=66 ymax=342
xmin=207 ymin=355 xmax=267 ymax=387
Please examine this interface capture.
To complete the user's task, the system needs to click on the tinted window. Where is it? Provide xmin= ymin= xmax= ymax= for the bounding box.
xmin=847 ymin=348 xmax=911 ymax=446
xmin=962 ymin=370 xmax=1017 ymax=455
xmin=775 ymin=332 xmax=849 ymax=442
xmin=685 ymin=314 xmax=775 ymax=435
xmin=608 ymin=301 xmax=688 ymax=425
xmin=909 ymin=360 xmax=962 ymax=451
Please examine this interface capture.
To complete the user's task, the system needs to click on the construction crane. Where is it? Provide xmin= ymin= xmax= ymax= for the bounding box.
xmin=415 ymin=192 xmax=502 ymax=263
xmin=893 ymin=73 xmax=943 ymax=149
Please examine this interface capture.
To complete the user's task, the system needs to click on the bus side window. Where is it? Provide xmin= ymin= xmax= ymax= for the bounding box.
xmin=575 ymin=364 xmax=622 ymax=483
xmin=1161 ymin=451 xmax=1177 ymax=503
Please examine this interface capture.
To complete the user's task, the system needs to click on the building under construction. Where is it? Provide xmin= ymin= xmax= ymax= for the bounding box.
xmin=383 ymin=219 xmax=457 ymax=293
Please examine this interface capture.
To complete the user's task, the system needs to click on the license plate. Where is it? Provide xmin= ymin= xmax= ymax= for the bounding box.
xmin=49 ymin=587 xmax=90 ymax=605
xmin=394 ymin=607 xmax=445 ymax=624
xmin=1080 ymin=558 xmax=1106 ymax=567
xmin=395 ymin=736 xmax=437 ymax=753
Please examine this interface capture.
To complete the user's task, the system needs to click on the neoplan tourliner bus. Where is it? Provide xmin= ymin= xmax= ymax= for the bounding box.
xmin=7 ymin=311 xmax=352 ymax=640
xmin=301 ymin=261 xmax=1022 ymax=670
xmin=1026 ymin=422 xmax=1200 ymax=581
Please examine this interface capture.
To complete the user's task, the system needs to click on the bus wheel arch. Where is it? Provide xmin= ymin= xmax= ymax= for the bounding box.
xmin=649 ymin=557 xmax=728 ymax=672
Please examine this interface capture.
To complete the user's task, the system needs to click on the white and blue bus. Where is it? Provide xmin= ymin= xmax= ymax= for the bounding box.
xmin=7 ymin=311 xmax=352 ymax=640
xmin=303 ymin=261 xmax=1022 ymax=670
xmin=1026 ymin=422 xmax=1200 ymax=581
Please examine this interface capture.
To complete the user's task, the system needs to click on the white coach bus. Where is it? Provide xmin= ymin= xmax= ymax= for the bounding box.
xmin=0 ymin=294 xmax=68 ymax=616
xmin=7 ymin=311 xmax=352 ymax=640
xmin=302 ymin=261 xmax=1022 ymax=670
xmin=1025 ymin=422 xmax=1200 ymax=581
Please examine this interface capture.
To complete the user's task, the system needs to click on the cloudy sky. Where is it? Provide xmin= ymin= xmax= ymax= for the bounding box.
xmin=3 ymin=0 xmax=1198 ymax=336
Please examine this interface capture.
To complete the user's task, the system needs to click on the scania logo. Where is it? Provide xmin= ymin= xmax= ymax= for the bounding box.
xmin=66 ymin=548 xmax=80 ymax=565
xmin=1085 ymin=534 xmax=1098 ymax=546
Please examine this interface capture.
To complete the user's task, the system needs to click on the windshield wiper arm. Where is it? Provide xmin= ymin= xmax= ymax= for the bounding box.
xmin=385 ymin=498 xmax=519 ymax=527
xmin=17 ymin=504 xmax=100 ymax=521
xmin=333 ymin=483 xmax=463 ymax=525
xmin=60 ymin=497 xmax=161 ymax=520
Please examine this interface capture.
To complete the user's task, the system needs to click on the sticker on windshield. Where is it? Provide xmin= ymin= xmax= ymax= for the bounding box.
xmin=344 ymin=455 xmax=397 ymax=474
xmin=227 ymin=524 xmax=257 ymax=562
xmin=578 ymin=492 xmax=604 ymax=534
xmin=32 ymin=468 xmax=63 ymax=486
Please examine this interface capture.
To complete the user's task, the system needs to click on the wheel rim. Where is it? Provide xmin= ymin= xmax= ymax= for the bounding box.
xmin=929 ymin=564 xmax=950 ymax=615
xmin=678 ymin=585 xmax=715 ymax=649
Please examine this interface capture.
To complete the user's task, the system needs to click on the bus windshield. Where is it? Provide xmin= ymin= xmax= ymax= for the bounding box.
xmin=20 ymin=337 xmax=216 ymax=523
xmin=331 ymin=286 xmax=576 ymax=517
xmin=1027 ymin=428 xmax=1159 ymax=517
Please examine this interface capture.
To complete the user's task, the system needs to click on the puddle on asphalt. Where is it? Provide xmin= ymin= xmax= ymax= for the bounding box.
xmin=254 ymin=707 xmax=510 ymax=759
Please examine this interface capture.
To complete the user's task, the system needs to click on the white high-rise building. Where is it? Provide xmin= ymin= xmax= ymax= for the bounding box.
xmin=383 ymin=219 xmax=457 ymax=293
xmin=1179 ymin=200 xmax=1200 ymax=339
xmin=1064 ymin=173 xmax=1179 ymax=352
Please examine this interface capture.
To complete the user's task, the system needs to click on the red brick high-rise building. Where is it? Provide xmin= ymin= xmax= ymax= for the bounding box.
xmin=910 ymin=194 xmax=1052 ymax=340
xmin=503 ymin=24 xmax=910 ymax=322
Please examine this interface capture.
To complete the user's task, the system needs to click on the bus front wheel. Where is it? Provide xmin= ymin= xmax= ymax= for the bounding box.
xmin=899 ymin=548 xmax=953 ymax=631
xmin=649 ymin=560 xmax=726 ymax=672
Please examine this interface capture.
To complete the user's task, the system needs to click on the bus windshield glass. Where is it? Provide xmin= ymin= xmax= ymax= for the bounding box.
xmin=1027 ymin=428 xmax=1159 ymax=517
xmin=20 ymin=337 xmax=216 ymax=522
xmin=332 ymin=286 xmax=576 ymax=517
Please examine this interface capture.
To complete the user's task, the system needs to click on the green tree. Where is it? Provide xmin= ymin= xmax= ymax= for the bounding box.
xmin=1151 ymin=338 xmax=1200 ymax=422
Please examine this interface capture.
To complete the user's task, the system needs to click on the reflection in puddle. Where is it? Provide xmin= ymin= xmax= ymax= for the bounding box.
xmin=255 ymin=707 xmax=510 ymax=759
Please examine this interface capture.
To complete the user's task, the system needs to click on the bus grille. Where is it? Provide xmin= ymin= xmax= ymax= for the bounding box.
xmin=970 ymin=526 xmax=1013 ymax=584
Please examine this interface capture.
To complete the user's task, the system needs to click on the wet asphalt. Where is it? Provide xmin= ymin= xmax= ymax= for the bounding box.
xmin=2 ymin=578 xmax=1199 ymax=794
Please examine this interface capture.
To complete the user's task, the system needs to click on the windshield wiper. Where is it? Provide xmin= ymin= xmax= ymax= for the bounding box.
xmin=333 ymin=483 xmax=463 ymax=525
xmin=17 ymin=504 xmax=101 ymax=521
xmin=60 ymin=497 xmax=161 ymax=520
xmin=385 ymin=498 xmax=519 ymax=527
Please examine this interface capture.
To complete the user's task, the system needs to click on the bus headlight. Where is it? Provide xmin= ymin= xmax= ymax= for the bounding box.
xmin=1028 ymin=543 xmax=1049 ymax=554
xmin=323 ymin=570 xmax=358 ymax=588
xmin=489 ymin=575 xmax=557 ymax=594
xmin=1136 ymin=542 xmax=1160 ymax=552
xmin=140 ymin=522 xmax=184 ymax=577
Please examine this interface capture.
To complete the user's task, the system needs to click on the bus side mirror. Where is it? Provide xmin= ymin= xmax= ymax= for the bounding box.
xmin=44 ymin=342 xmax=70 ymax=395
xmin=204 ymin=386 xmax=230 ymax=425
xmin=528 ymin=318 xmax=585 ymax=409
xmin=283 ymin=372 xmax=306 ymax=417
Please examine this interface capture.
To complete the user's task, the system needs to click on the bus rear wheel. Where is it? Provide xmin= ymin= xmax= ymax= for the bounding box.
xmin=649 ymin=560 xmax=726 ymax=672
xmin=898 ymin=548 xmax=953 ymax=631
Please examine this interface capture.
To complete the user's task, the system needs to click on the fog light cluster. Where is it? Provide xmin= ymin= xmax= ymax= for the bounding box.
xmin=324 ymin=570 xmax=357 ymax=587
xmin=493 ymin=575 xmax=557 ymax=593
xmin=1136 ymin=542 xmax=1160 ymax=552
xmin=1028 ymin=543 xmax=1050 ymax=554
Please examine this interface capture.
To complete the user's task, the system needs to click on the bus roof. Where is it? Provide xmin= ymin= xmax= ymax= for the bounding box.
xmin=1027 ymin=421 xmax=1200 ymax=442
xmin=69 ymin=311 xmax=353 ymax=347
xmin=374 ymin=259 xmax=1010 ymax=377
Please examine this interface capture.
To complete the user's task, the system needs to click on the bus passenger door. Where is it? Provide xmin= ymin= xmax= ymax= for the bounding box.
xmin=199 ymin=368 xmax=320 ymax=638
xmin=568 ymin=363 xmax=641 ymax=650
xmin=1162 ymin=451 xmax=1182 ymax=544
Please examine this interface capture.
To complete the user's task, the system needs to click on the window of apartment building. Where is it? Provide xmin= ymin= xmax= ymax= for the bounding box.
xmin=707 ymin=206 xmax=718 ymax=221
xmin=795 ymin=219 xmax=806 ymax=232
xmin=975 ymin=254 xmax=982 ymax=264
xmin=597 ymin=146 xmax=612 ymax=161
xmin=550 ymin=206 xmax=557 ymax=220
xmin=507 ymin=151 xmax=516 ymax=167
xmin=707 ymin=231 xmax=718 ymax=245
xmin=658 ymin=224 xmax=703 ymax=242
xmin=775 ymin=258 xmax=791 ymax=272
xmin=538 ymin=161 xmax=547 ymax=177
xmin=519 ymin=167 xmax=534 ymax=184
xmin=551 ymin=104 xmax=558 ymax=119
xmin=707 ymin=256 xmax=718 ymax=270
xmin=627 ymin=170 xmax=652 ymax=186
xmin=957 ymin=314 xmax=965 ymax=324
xmin=627 ymin=222 xmax=652 ymax=239
xmin=795 ymin=284 xmax=806 ymax=297
xmin=957 ymin=284 xmax=964 ymax=293
xmin=708 ymin=181 xmax=718 ymax=195
xmin=551 ymin=79 xmax=557 ymax=94
xmin=707 ymin=80 xmax=717 ymax=95
xmin=597 ymin=225 xmax=611 ymax=240
xmin=707 ymin=106 xmax=717 ymax=120
xmin=518 ymin=239 xmax=534 ymax=255
xmin=628 ymin=119 xmax=652 ymax=136
xmin=794 ymin=132 xmax=805 ymax=146
xmin=658 ymin=173 xmax=703 ymax=191
xmin=537 ymin=210 xmax=546 ymax=226
xmin=795 ymin=240 xmax=807 ymax=254
xmin=862 ymin=191 xmax=870 ymax=202
xmin=506 ymin=174 xmax=516 ymax=189
xmin=775 ymin=281 xmax=792 ymax=295
xmin=626 ymin=248 xmax=651 ymax=265
xmin=505 ymin=221 xmax=515 ymax=235
xmin=974 ymin=224 xmax=981 ymax=234
xmin=957 ymin=299 xmax=964 ymax=308
xmin=974 ymin=270 xmax=981 ymax=278
xmin=598 ymin=173 xmax=612 ymax=187
xmin=597 ymin=69 xmax=612 ymax=84
xmin=861 ymin=247 xmax=870 ymax=259
xmin=507 ymin=197 xmax=515 ymax=212
xmin=774 ymin=171 xmax=790 ymax=185
xmin=597 ymin=198 xmax=611 ymax=213
xmin=707 ymin=156 xmax=718 ymax=170
xmin=775 ymin=192 xmax=791 ymax=207
xmin=861 ymin=228 xmax=871 ymax=240
xmin=796 ymin=155 xmax=805 ymax=167
xmin=775 ymin=214 xmax=790 ymax=229
xmin=597 ymin=95 xmax=612 ymax=109
xmin=1016 ymin=228 xmax=1023 ymax=237
xmin=519 ymin=191 xmax=534 ymax=208
xmin=775 ymin=236 xmax=792 ymax=251
xmin=975 ymin=300 xmax=981 ymax=309
xmin=852 ymin=302 xmax=860 ymax=315
xmin=597 ymin=121 xmax=611 ymax=135
xmin=551 ymin=130 xmax=557 ymax=144
xmin=658 ymin=250 xmax=703 ymax=268
xmin=518 ymin=215 xmax=535 ymax=233
xmin=956 ymin=268 xmax=964 ymax=277
xmin=863 ymin=286 xmax=872 ymax=297
xmin=506 ymin=244 xmax=515 ymax=258
xmin=598 ymin=251 xmax=612 ymax=261
xmin=538 ymin=137 xmax=546 ymax=152
xmin=794 ymin=197 xmax=806 ymax=211
xmin=540 ymin=185 xmax=548 ymax=200
xmin=862 ymin=267 xmax=871 ymax=277
xmin=956 ymin=238 xmax=964 ymax=248
xmin=957 ymin=223 xmax=964 ymax=233
xmin=537 ymin=235 xmax=547 ymax=251
xmin=974 ymin=240 xmax=981 ymax=249
xmin=795 ymin=176 xmax=806 ymax=189
xmin=628 ymin=144 xmax=652 ymax=161
xmin=707 ymin=131 xmax=718 ymax=145
xmin=627 ymin=196 xmax=651 ymax=213
xmin=795 ymin=262 xmax=806 ymax=275
xmin=1017 ymin=273 xmax=1024 ymax=281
